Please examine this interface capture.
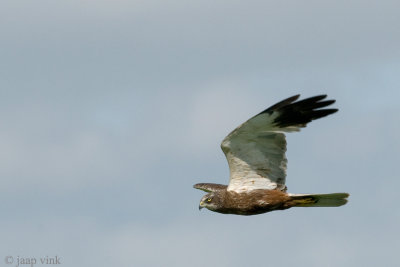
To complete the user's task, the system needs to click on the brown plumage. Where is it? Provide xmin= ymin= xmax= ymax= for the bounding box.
xmin=194 ymin=94 xmax=349 ymax=216
xmin=196 ymin=185 xmax=348 ymax=215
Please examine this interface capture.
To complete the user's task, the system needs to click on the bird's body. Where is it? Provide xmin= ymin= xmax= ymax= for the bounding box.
xmin=199 ymin=187 xmax=291 ymax=215
xmin=196 ymin=183 xmax=348 ymax=215
xmin=194 ymin=94 xmax=349 ymax=215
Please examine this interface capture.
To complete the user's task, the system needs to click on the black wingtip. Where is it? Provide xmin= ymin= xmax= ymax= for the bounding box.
xmin=260 ymin=94 xmax=300 ymax=115
xmin=262 ymin=94 xmax=338 ymax=128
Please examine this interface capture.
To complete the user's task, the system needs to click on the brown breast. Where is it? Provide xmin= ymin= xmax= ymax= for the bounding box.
xmin=218 ymin=189 xmax=292 ymax=215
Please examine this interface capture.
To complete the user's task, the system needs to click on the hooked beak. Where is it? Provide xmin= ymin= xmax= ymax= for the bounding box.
xmin=199 ymin=201 xmax=204 ymax=210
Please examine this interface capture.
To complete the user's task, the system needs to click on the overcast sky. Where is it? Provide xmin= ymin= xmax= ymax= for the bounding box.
xmin=1 ymin=1 xmax=399 ymax=266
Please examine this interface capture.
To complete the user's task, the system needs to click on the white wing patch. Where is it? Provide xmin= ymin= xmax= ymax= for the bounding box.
xmin=219 ymin=94 xmax=337 ymax=194
xmin=222 ymin=111 xmax=291 ymax=193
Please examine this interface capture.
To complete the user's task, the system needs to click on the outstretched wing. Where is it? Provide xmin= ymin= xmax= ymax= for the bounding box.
xmin=221 ymin=94 xmax=337 ymax=193
xmin=193 ymin=183 xmax=228 ymax=192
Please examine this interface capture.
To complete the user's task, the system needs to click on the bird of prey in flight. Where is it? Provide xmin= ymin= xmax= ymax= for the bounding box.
xmin=194 ymin=94 xmax=349 ymax=215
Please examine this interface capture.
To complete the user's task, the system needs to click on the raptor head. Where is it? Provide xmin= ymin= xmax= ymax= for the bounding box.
xmin=198 ymin=192 xmax=222 ymax=211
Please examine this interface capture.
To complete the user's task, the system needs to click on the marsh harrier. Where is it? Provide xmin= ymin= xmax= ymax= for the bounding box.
xmin=194 ymin=94 xmax=349 ymax=215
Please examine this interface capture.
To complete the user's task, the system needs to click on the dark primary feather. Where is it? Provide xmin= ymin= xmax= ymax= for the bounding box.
xmin=260 ymin=94 xmax=300 ymax=113
xmin=260 ymin=94 xmax=338 ymax=128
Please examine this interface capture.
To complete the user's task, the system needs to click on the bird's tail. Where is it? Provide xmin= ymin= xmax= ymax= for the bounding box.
xmin=289 ymin=193 xmax=349 ymax=207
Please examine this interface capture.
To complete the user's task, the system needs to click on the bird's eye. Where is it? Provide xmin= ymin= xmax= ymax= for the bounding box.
xmin=207 ymin=198 xmax=212 ymax=202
